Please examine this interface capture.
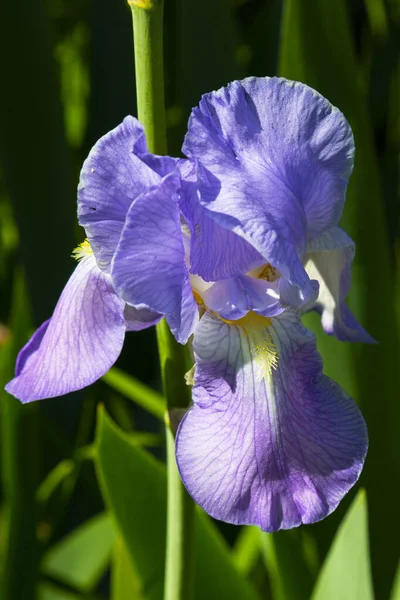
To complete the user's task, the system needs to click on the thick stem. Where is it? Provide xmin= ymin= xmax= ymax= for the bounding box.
xmin=130 ymin=0 xmax=167 ymax=155
xmin=129 ymin=4 xmax=195 ymax=599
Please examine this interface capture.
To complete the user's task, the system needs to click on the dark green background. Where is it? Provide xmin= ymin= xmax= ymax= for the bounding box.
xmin=0 ymin=1 xmax=399 ymax=599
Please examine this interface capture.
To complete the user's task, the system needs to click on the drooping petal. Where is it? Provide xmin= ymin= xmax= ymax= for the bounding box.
xmin=124 ymin=304 xmax=162 ymax=331
xmin=179 ymin=160 xmax=265 ymax=281
xmin=176 ymin=310 xmax=368 ymax=531
xmin=111 ymin=171 xmax=198 ymax=344
xmin=183 ymin=77 xmax=354 ymax=286
xmin=5 ymin=256 xmax=126 ymax=402
xmin=278 ymin=276 xmax=320 ymax=310
xmin=78 ymin=116 xmax=174 ymax=271
xmin=202 ymin=275 xmax=283 ymax=321
xmin=304 ymin=227 xmax=374 ymax=343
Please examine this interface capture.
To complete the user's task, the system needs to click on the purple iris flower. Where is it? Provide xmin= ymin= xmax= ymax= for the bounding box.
xmin=6 ymin=76 xmax=369 ymax=532
xmin=5 ymin=116 xmax=198 ymax=402
xmin=174 ymin=77 xmax=370 ymax=531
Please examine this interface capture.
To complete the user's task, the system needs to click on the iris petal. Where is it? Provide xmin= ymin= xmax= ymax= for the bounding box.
xmin=176 ymin=310 xmax=368 ymax=531
xmin=6 ymin=255 xmax=126 ymax=402
xmin=78 ymin=116 xmax=173 ymax=272
xmin=124 ymin=305 xmax=162 ymax=331
xmin=111 ymin=171 xmax=198 ymax=344
xmin=179 ymin=160 xmax=265 ymax=281
xmin=304 ymin=227 xmax=374 ymax=343
xmin=202 ymin=275 xmax=283 ymax=320
xmin=183 ymin=77 xmax=354 ymax=290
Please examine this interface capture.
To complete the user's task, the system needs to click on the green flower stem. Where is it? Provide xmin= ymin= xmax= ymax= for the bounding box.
xmin=130 ymin=0 xmax=167 ymax=155
xmin=129 ymin=3 xmax=195 ymax=599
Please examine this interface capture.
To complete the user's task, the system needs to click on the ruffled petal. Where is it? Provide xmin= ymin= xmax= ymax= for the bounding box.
xmin=183 ymin=77 xmax=354 ymax=286
xmin=176 ymin=310 xmax=368 ymax=531
xmin=202 ymin=276 xmax=283 ymax=321
xmin=179 ymin=160 xmax=265 ymax=281
xmin=124 ymin=304 xmax=162 ymax=332
xmin=78 ymin=116 xmax=174 ymax=272
xmin=111 ymin=171 xmax=198 ymax=344
xmin=304 ymin=227 xmax=374 ymax=343
xmin=5 ymin=256 xmax=126 ymax=402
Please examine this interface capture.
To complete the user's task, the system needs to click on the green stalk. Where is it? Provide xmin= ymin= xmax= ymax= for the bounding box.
xmin=130 ymin=0 xmax=167 ymax=155
xmin=129 ymin=3 xmax=195 ymax=599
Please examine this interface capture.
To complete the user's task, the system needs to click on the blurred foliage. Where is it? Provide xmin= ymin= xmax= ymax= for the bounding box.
xmin=0 ymin=0 xmax=399 ymax=599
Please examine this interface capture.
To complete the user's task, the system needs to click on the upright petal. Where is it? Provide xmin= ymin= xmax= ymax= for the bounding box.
xmin=111 ymin=171 xmax=198 ymax=344
xmin=183 ymin=77 xmax=354 ymax=286
xmin=179 ymin=160 xmax=265 ymax=281
xmin=304 ymin=227 xmax=374 ymax=343
xmin=78 ymin=116 xmax=174 ymax=271
xmin=176 ymin=310 xmax=367 ymax=531
xmin=5 ymin=256 xmax=126 ymax=402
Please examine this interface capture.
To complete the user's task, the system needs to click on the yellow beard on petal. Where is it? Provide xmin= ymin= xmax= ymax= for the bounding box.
xmin=72 ymin=239 xmax=93 ymax=262
xmin=219 ymin=312 xmax=279 ymax=380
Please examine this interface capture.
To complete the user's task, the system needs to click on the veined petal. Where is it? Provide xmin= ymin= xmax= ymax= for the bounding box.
xmin=124 ymin=304 xmax=162 ymax=331
xmin=202 ymin=275 xmax=283 ymax=321
xmin=183 ymin=77 xmax=354 ymax=285
xmin=304 ymin=227 xmax=374 ymax=343
xmin=111 ymin=171 xmax=198 ymax=344
xmin=78 ymin=116 xmax=174 ymax=272
xmin=5 ymin=255 xmax=126 ymax=402
xmin=179 ymin=160 xmax=265 ymax=281
xmin=176 ymin=310 xmax=368 ymax=531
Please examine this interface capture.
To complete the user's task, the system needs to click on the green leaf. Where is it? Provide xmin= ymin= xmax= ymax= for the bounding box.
xmin=311 ymin=490 xmax=374 ymax=600
xmin=232 ymin=527 xmax=261 ymax=576
xmin=390 ymin=562 xmax=400 ymax=600
xmin=36 ymin=460 xmax=75 ymax=506
xmin=103 ymin=367 xmax=165 ymax=420
xmin=42 ymin=513 xmax=116 ymax=593
xmin=112 ymin=535 xmax=143 ymax=600
xmin=95 ymin=407 xmax=260 ymax=600
xmin=259 ymin=529 xmax=316 ymax=600
xmin=38 ymin=584 xmax=79 ymax=600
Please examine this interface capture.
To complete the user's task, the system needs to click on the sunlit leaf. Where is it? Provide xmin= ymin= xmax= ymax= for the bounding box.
xmin=112 ymin=535 xmax=143 ymax=600
xmin=311 ymin=490 xmax=374 ymax=600
xmin=390 ymin=562 xmax=400 ymax=600
xmin=42 ymin=513 xmax=116 ymax=593
xmin=95 ymin=407 xmax=260 ymax=600
xmin=38 ymin=584 xmax=79 ymax=600
xmin=232 ymin=527 xmax=260 ymax=576
xmin=260 ymin=529 xmax=316 ymax=600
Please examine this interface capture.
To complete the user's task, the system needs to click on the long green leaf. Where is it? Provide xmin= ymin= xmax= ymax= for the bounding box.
xmin=95 ymin=407 xmax=260 ymax=600
xmin=112 ymin=535 xmax=143 ymax=600
xmin=259 ymin=529 xmax=316 ymax=600
xmin=390 ymin=562 xmax=400 ymax=600
xmin=279 ymin=2 xmax=400 ymax=595
xmin=103 ymin=367 xmax=165 ymax=420
xmin=42 ymin=513 xmax=116 ymax=593
xmin=311 ymin=490 xmax=374 ymax=600
xmin=232 ymin=527 xmax=261 ymax=577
